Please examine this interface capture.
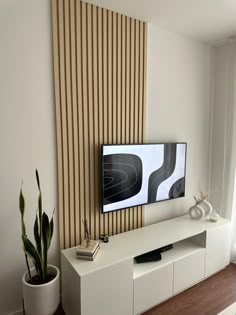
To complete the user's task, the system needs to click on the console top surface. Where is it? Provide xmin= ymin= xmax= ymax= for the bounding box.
xmin=61 ymin=215 xmax=230 ymax=276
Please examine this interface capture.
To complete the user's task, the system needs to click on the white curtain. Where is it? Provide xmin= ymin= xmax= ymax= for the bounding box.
xmin=221 ymin=40 xmax=236 ymax=217
xmin=210 ymin=39 xmax=236 ymax=260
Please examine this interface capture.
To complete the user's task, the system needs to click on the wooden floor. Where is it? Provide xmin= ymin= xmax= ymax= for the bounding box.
xmin=143 ymin=263 xmax=236 ymax=315
xmin=56 ymin=264 xmax=236 ymax=315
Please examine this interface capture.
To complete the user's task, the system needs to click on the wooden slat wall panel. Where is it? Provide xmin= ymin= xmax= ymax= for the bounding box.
xmin=52 ymin=0 xmax=147 ymax=249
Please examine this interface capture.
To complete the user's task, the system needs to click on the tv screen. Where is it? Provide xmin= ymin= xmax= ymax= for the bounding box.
xmin=102 ymin=143 xmax=187 ymax=213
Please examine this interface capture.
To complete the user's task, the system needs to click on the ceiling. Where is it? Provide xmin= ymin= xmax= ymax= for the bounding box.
xmin=84 ymin=0 xmax=236 ymax=44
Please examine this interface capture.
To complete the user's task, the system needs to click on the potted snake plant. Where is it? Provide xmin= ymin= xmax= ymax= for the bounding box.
xmin=19 ymin=170 xmax=60 ymax=315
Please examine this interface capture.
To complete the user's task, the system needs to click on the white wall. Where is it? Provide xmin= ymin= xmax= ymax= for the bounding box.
xmin=0 ymin=1 xmax=59 ymax=314
xmin=0 ymin=3 xmax=213 ymax=314
xmin=145 ymin=24 xmax=212 ymax=224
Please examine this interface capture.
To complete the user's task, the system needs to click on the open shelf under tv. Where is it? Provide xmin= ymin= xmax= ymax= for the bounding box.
xmin=133 ymin=237 xmax=205 ymax=279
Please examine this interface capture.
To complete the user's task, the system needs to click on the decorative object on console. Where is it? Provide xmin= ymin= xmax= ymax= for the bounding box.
xmin=209 ymin=210 xmax=220 ymax=222
xmin=198 ymin=189 xmax=213 ymax=216
xmin=19 ymin=170 xmax=60 ymax=315
xmin=135 ymin=249 xmax=162 ymax=264
xmin=134 ymin=244 xmax=173 ymax=264
xmin=82 ymin=219 xmax=91 ymax=246
xmin=159 ymin=244 xmax=173 ymax=252
xmin=100 ymin=234 xmax=109 ymax=242
xmin=198 ymin=199 xmax=213 ymax=216
xmin=76 ymin=240 xmax=100 ymax=261
xmin=77 ymin=220 xmax=100 ymax=260
xmin=188 ymin=188 xmax=213 ymax=220
xmin=189 ymin=204 xmax=205 ymax=220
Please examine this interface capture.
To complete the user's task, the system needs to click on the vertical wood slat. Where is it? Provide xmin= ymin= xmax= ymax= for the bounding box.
xmin=64 ymin=0 xmax=75 ymax=246
xmin=86 ymin=3 xmax=95 ymax=240
xmin=70 ymin=0 xmax=79 ymax=244
xmin=141 ymin=23 xmax=147 ymax=226
xmin=75 ymin=0 xmax=85 ymax=242
xmin=133 ymin=20 xmax=140 ymax=229
xmin=107 ymin=10 xmax=113 ymax=236
xmin=116 ymin=13 xmax=122 ymax=234
xmin=121 ymin=14 xmax=126 ymax=233
xmin=125 ymin=17 xmax=130 ymax=145
xmin=138 ymin=21 xmax=145 ymax=226
xmin=102 ymin=8 xmax=109 ymax=236
xmin=97 ymin=6 xmax=104 ymax=237
xmin=112 ymin=12 xmax=117 ymax=235
xmin=81 ymin=2 xmax=90 ymax=243
xmin=129 ymin=18 xmax=135 ymax=231
xmin=92 ymin=4 xmax=100 ymax=240
xmin=52 ymin=0 xmax=147 ymax=249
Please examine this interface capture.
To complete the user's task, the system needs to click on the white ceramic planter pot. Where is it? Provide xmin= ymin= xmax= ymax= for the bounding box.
xmin=22 ymin=264 xmax=60 ymax=315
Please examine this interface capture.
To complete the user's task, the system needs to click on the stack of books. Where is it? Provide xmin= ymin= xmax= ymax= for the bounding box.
xmin=76 ymin=240 xmax=100 ymax=261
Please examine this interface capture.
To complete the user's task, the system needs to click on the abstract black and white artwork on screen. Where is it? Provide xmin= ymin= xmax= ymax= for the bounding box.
xmin=102 ymin=143 xmax=187 ymax=213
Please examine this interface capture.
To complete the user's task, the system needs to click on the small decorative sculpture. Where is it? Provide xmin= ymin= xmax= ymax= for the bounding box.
xmin=189 ymin=187 xmax=213 ymax=220
xmin=82 ymin=219 xmax=91 ymax=246
xmin=209 ymin=210 xmax=220 ymax=222
xmin=196 ymin=190 xmax=213 ymax=216
xmin=189 ymin=204 xmax=205 ymax=220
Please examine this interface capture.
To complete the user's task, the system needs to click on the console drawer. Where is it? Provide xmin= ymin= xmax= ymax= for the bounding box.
xmin=134 ymin=262 xmax=173 ymax=314
xmin=173 ymin=248 xmax=205 ymax=294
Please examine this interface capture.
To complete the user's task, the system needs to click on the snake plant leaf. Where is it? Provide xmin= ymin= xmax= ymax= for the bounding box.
xmin=22 ymin=235 xmax=43 ymax=280
xmin=19 ymin=188 xmax=26 ymax=236
xmin=38 ymin=191 xmax=42 ymax=217
xmin=42 ymin=212 xmax=50 ymax=280
xmin=36 ymin=170 xmax=42 ymax=223
xmin=49 ymin=218 xmax=54 ymax=248
xmin=42 ymin=213 xmax=50 ymax=250
xmin=48 ymin=210 xmax=54 ymax=249
xmin=34 ymin=214 xmax=41 ymax=257
xmin=36 ymin=169 xmax=41 ymax=191
xmin=19 ymin=187 xmax=25 ymax=216
xmin=38 ymin=191 xmax=42 ymax=245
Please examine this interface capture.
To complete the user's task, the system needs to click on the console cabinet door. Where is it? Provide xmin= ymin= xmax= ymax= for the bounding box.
xmin=173 ymin=249 xmax=205 ymax=294
xmin=81 ymin=259 xmax=133 ymax=315
xmin=134 ymin=263 xmax=173 ymax=315
xmin=205 ymin=223 xmax=231 ymax=277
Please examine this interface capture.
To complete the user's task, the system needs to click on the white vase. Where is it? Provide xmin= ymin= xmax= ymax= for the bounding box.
xmin=188 ymin=204 xmax=205 ymax=220
xmin=198 ymin=199 xmax=213 ymax=216
xmin=22 ymin=264 xmax=60 ymax=315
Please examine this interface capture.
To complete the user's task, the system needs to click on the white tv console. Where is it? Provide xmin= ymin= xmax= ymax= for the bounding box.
xmin=61 ymin=215 xmax=231 ymax=315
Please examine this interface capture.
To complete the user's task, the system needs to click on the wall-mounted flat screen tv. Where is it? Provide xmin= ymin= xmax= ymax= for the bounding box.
xmin=102 ymin=143 xmax=187 ymax=213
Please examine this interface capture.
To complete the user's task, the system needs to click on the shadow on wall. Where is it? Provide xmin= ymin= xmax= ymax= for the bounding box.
xmin=1 ymin=266 xmax=25 ymax=315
